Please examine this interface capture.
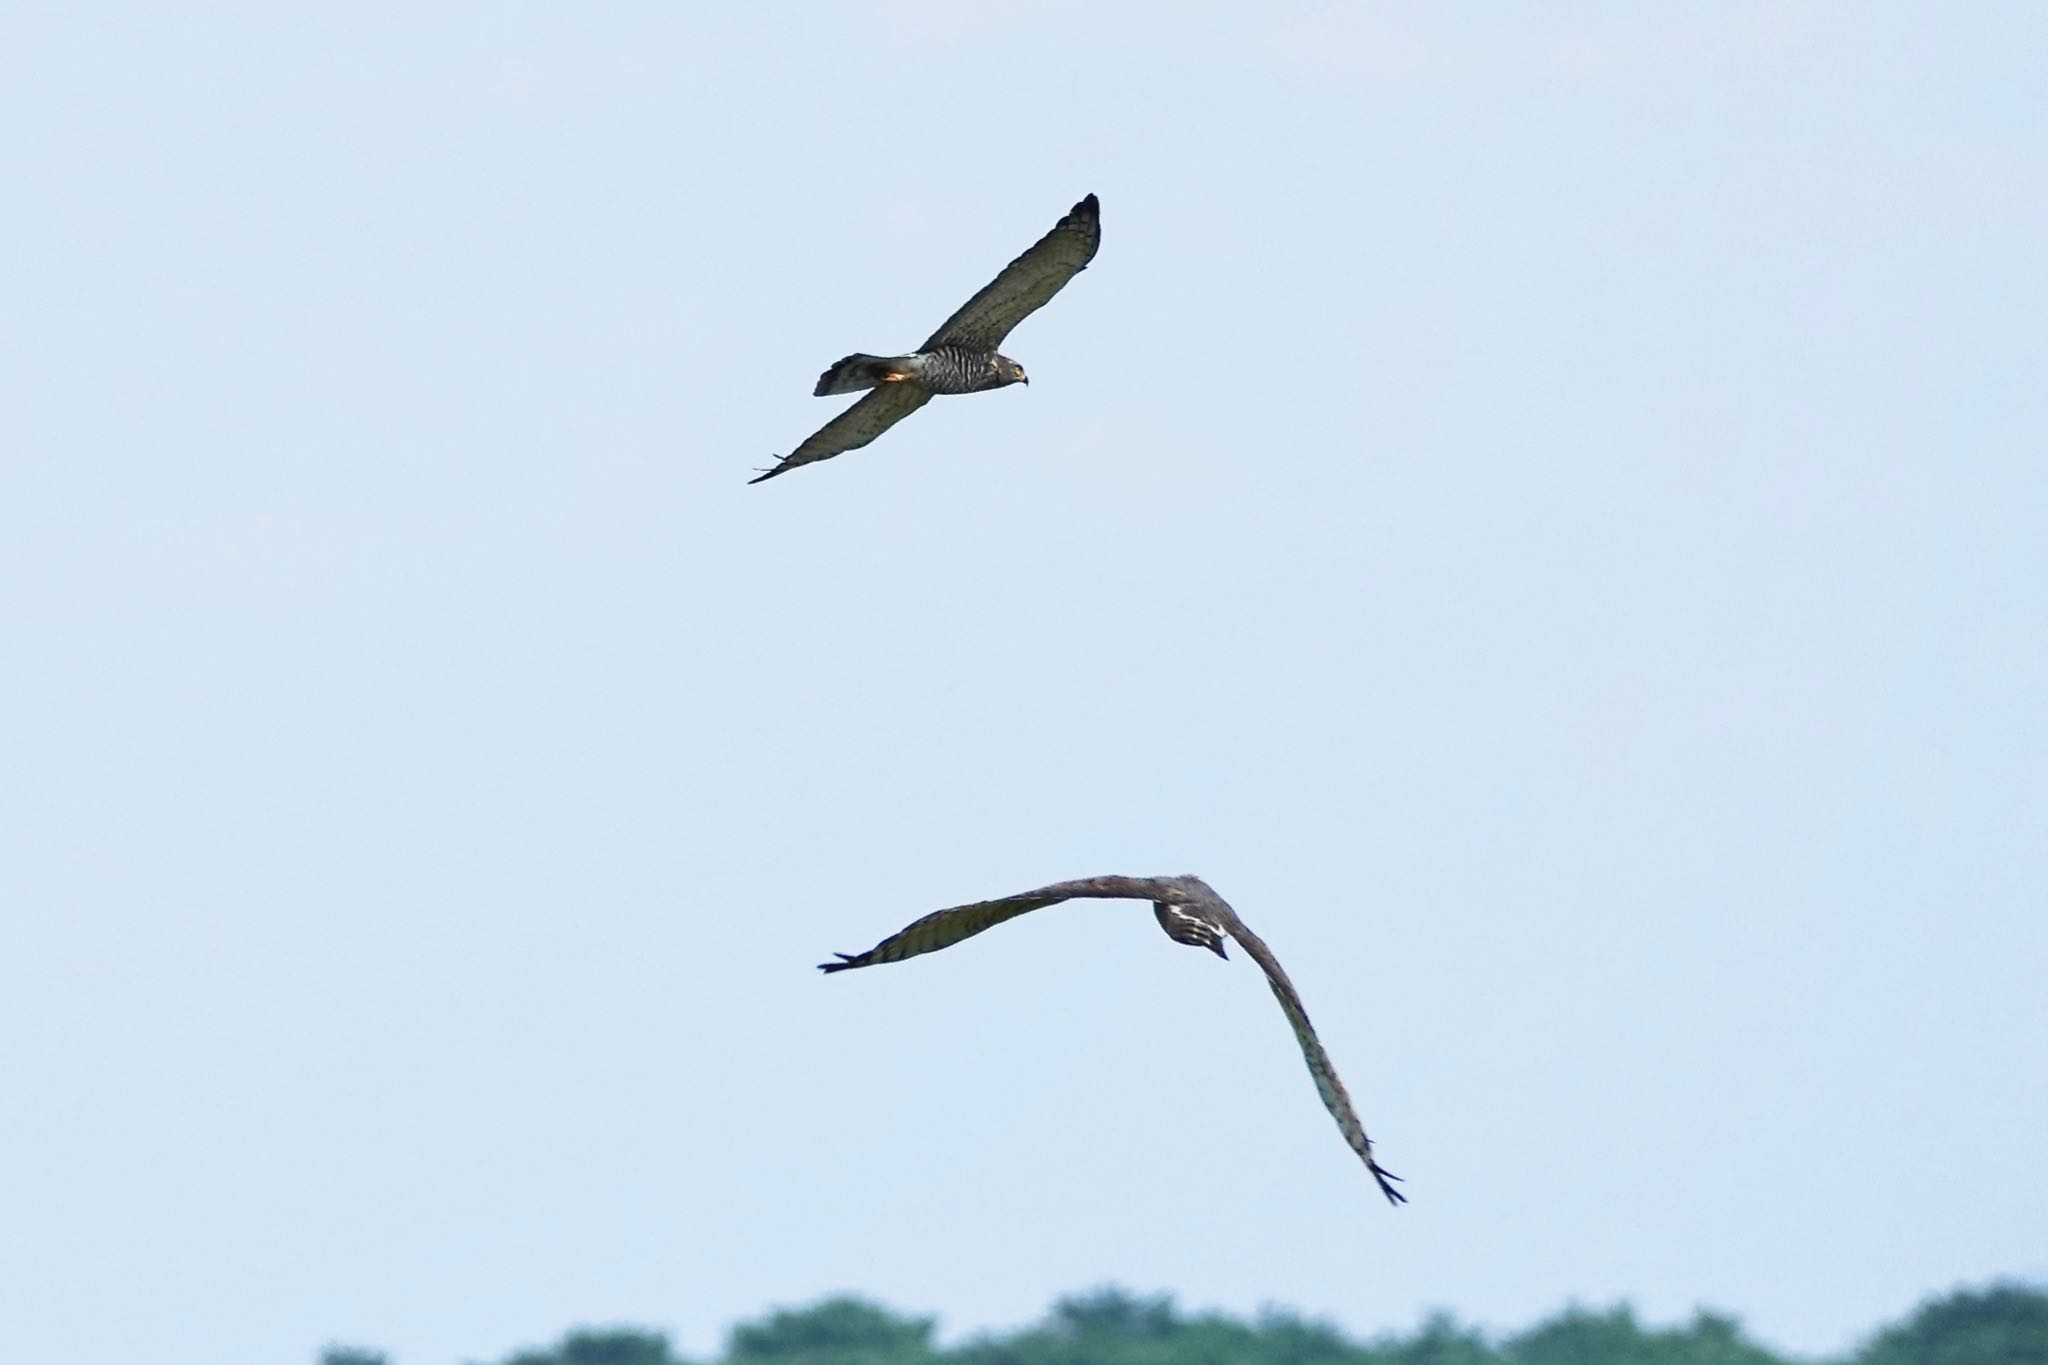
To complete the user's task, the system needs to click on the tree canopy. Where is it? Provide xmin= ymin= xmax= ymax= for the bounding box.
xmin=318 ymin=1279 xmax=2046 ymax=1365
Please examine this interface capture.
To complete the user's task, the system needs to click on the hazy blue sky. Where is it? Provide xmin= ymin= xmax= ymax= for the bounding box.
xmin=3 ymin=5 xmax=2043 ymax=1364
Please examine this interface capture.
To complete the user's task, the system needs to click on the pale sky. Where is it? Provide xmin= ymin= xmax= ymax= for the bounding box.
xmin=2 ymin=5 xmax=2043 ymax=1364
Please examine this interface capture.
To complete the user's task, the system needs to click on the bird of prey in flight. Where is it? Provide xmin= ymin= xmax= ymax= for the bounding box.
xmin=820 ymin=873 xmax=1405 ymax=1204
xmin=751 ymin=193 xmax=1101 ymax=484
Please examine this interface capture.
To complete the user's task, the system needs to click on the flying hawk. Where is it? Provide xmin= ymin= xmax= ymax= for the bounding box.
xmin=751 ymin=194 xmax=1101 ymax=484
xmin=820 ymin=873 xmax=1405 ymax=1204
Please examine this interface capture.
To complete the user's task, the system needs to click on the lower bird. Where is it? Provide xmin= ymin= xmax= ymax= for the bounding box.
xmin=820 ymin=873 xmax=1405 ymax=1205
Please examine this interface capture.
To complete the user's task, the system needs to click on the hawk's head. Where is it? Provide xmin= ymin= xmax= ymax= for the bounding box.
xmin=996 ymin=355 xmax=1029 ymax=387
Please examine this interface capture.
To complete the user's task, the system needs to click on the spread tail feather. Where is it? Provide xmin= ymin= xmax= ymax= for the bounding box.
xmin=814 ymin=353 xmax=916 ymax=397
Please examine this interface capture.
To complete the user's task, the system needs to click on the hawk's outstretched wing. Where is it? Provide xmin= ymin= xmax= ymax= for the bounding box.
xmin=819 ymin=874 xmax=1166 ymax=971
xmin=750 ymin=384 xmax=934 ymax=484
xmin=819 ymin=871 xmax=1404 ymax=1204
xmin=1226 ymin=917 xmax=1407 ymax=1205
xmin=920 ymin=194 xmax=1102 ymax=352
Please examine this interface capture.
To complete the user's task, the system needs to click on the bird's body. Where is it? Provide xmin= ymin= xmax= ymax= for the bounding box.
xmin=821 ymin=873 xmax=1405 ymax=1205
xmin=752 ymin=194 xmax=1101 ymax=483
xmin=812 ymin=343 xmax=1023 ymax=398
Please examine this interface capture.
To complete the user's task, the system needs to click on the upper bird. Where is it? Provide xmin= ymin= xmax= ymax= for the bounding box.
xmin=820 ymin=873 xmax=1406 ymax=1205
xmin=751 ymin=193 xmax=1101 ymax=484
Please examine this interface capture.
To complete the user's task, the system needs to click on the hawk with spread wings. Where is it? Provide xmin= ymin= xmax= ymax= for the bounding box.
xmin=820 ymin=873 xmax=1405 ymax=1204
xmin=751 ymin=194 xmax=1101 ymax=484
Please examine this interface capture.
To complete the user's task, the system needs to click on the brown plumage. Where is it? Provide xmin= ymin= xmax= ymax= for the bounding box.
xmin=751 ymin=193 xmax=1101 ymax=483
xmin=821 ymin=873 xmax=1405 ymax=1205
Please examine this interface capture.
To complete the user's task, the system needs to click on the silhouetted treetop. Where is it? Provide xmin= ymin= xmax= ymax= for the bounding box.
xmin=341 ymin=1276 xmax=2046 ymax=1365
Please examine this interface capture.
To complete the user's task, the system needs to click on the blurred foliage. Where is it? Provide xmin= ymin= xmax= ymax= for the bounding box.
xmin=330 ymin=1278 xmax=2048 ymax=1365
xmin=1849 ymin=1282 xmax=2048 ymax=1365
xmin=502 ymin=1328 xmax=687 ymax=1365
xmin=729 ymin=1296 xmax=939 ymax=1365
xmin=1500 ymin=1304 xmax=1783 ymax=1365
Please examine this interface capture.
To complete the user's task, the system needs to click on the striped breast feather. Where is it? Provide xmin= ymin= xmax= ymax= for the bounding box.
xmin=918 ymin=344 xmax=993 ymax=395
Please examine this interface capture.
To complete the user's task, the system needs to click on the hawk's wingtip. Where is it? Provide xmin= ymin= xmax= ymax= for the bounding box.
xmin=818 ymin=952 xmax=860 ymax=974
xmin=749 ymin=462 xmax=788 ymax=485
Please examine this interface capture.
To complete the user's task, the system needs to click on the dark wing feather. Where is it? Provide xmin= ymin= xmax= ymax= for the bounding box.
xmin=820 ymin=874 xmax=1168 ymax=972
xmin=1225 ymin=917 xmax=1407 ymax=1205
xmin=920 ymin=194 xmax=1101 ymax=352
xmin=751 ymin=384 xmax=934 ymax=483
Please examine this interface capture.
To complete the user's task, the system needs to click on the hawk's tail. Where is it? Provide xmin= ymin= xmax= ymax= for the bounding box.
xmin=814 ymin=353 xmax=916 ymax=397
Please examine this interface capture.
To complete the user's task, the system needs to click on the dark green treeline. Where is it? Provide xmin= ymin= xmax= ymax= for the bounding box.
xmin=322 ymin=1281 xmax=2048 ymax=1365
